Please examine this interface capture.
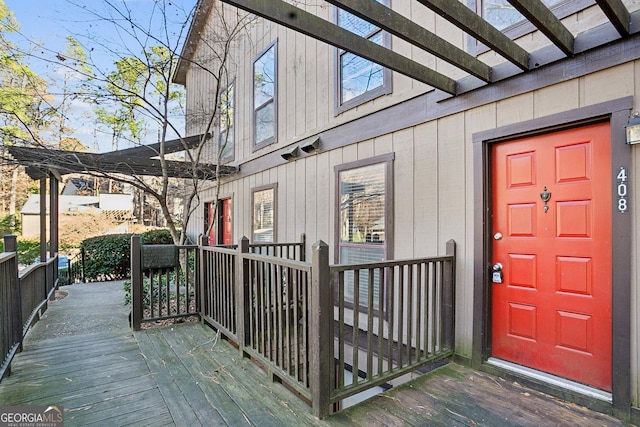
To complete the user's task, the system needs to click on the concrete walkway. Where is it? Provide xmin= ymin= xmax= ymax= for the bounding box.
xmin=26 ymin=281 xmax=130 ymax=341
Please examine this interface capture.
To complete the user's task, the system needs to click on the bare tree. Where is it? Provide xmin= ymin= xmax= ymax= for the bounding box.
xmin=2 ymin=0 xmax=254 ymax=247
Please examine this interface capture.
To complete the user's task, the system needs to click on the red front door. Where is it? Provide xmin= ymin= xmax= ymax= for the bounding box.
xmin=491 ymin=122 xmax=612 ymax=391
xmin=220 ymin=198 xmax=233 ymax=245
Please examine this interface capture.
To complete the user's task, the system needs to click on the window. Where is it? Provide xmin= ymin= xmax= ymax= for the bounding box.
xmin=335 ymin=1 xmax=391 ymax=113
xmin=252 ymin=185 xmax=276 ymax=242
xmin=219 ymin=81 xmax=234 ymax=162
xmin=480 ymin=0 xmax=567 ymax=31
xmin=336 ymin=154 xmax=393 ymax=310
xmin=253 ymin=41 xmax=277 ymax=149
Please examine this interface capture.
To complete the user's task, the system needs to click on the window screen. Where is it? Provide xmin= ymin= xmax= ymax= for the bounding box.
xmin=219 ymin=82 xmax=234 ymax=161
xmin=336 ymin=0 xmax=389 ymax=108
xmin=482 ymin=0 xmax=566 ymax=30
xmin=253 ymin=43 xmax=276 ymax=147
xmin=338 ymin=162 xmax=386 ymax=309
xmin=252 ymin=187 xmax=275 ymax=242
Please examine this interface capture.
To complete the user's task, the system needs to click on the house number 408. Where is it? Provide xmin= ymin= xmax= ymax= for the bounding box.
xmin=617 ymin=167 xmax=628 ymax=213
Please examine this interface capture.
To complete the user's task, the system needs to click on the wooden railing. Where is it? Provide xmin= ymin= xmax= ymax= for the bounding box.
xmin=329 ymin=240 xmax=456 ymax=407
xmin=130 ymin=236 xmax=200 ymax=330
xmin=1 ymin=235 xmax=60 ymax=383
xmin=194 ymin=236 xmax=456 ymax=419
xmin=199 ymin=234 xmax=307 ymax=340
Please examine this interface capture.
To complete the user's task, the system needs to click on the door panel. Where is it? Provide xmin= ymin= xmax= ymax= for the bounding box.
xmin=220 ymin=198 xmax=233 ymax=245
xmin=491 ymin=122 xmax=611 ymax=391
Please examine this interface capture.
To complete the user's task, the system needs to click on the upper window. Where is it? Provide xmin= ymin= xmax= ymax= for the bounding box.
xmin=219 ymin=81 xmax=234 ymax=162
xmin=253 ymin=41 xmax=277 ymax=150
xmin=252 ymin=185 xmax=276 ymax=243
xmin=335 ymin=154 xmax=394 ymax=311
xmin=481 ymin=0 xmax=567 ymax=31
xmin=335 ymin=1 xmax=391 ymax=114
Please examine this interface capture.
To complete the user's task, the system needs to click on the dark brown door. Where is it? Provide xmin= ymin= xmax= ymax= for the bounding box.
xmin=491 ymin=123 xmax=612 ymax=391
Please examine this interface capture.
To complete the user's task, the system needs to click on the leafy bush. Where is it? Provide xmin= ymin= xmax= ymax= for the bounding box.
xmin=122 ymin=277 xmax=168 ymax=307
xmin=18 ymin=238 xmax=42 ymax=264
xmin=140 ymin=229 xmax=173 ymax=245
xmin=80 ymin=229 xmax=174 ymax=282
xmin=81 ymin=234 xmax=131 ymax=281
xmin=0 ymin=214 xmax=20 ymax=236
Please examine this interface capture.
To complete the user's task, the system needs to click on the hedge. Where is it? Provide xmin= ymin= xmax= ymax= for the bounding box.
xmin=80 ymin=229 xmax=173 ymax=282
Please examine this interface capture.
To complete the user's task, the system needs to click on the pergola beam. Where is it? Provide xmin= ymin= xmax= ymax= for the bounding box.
xmin=507 ymin=0 xmax=574 ymax=56
xmin=221 ymin=0 xmax=457 ymax=94
xmin=595 ymin=0 xmax=630 ymax=36
xmin=325 ymin=0 xmax=492 ymax=82
xmin=113 ymin=133 xmax=212 ymax=157
xmin=9 ymin=147 xmax=236 ymax=181
xmin=416 ymin=0 xmax=530 ymax=71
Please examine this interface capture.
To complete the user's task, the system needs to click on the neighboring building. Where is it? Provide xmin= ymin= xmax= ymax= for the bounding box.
xmin=176 ymin=0 xmax=640 ymax=420
xmin=20 ymin=194 xmax=134 ymax=237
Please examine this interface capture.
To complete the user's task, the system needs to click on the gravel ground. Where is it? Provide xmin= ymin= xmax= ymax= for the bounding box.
xmin=24 ymin=281 xmax=130 ymax=342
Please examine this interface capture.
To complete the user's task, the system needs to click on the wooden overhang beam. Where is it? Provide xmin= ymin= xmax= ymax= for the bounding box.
xmin=595 ymin=0 xmax=631 ymax=36
xmin=416 ymin=0 xmax=530 ymax=71
xmin=220 ymin=0 xmax=457 ymax=95
xmin=324 ymin=0 xmax=492 ymax=82
xmin=113 ymin=132 xmax=212 ymax=158
xmin=506 ymin=0 xmax=574 ymax=56
xmin=9 ymin=146 xmax=236 ymax=181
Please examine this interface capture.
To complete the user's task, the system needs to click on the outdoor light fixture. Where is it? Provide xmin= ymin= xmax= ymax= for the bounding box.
xmin=626 ymin=111 xmax=640 ymax=145
xmin=300 ymin=136 xmax=320 ymax=153
xmin=281 ymin=145 xmax=299 ymax=160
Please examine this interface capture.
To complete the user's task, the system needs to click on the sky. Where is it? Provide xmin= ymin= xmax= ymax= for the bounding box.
xmin=4 ymin=0 xmax=195 ymax=152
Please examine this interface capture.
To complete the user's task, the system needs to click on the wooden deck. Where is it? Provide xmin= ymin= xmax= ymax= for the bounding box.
xmin=0 ymin=321 xmax=627 ymax=426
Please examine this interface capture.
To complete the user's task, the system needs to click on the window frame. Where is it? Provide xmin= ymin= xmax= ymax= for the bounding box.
xmin=468 ymin=0 xmax=594 ymax=56
xmin=334 ymin=153 xmax=395 ymax=313
xmin=252 ymin=40 xmax=278 ymax=151
xmin=333 ymin=1 xmax=392 ymax=115
xmin=251 ymin=183 xmax=278 ymax=243
xmin=218 ymin=79 xmax=235 ymax=163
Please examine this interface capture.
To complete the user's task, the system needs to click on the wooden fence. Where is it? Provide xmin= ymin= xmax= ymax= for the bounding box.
xmin=1 ymin=235 xmax=60 ymax=383
xmin=187 ymin=236 xmax=456 ymax=419
xmin=130 ymin=236 xmax=200 ymax=330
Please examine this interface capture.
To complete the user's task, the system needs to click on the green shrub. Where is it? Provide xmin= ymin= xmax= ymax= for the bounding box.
xmin=0 ymin=214 xmax=20 ymax=236
xmin=80 ymin=230 xmax=174 ymax=282
xmin=122 ymin=277 xmax=168 ymax=307
xmin=81 ymin=234 xmax=131 ymax=281
xmin=140 ymin=229 xmax=173 ymax=245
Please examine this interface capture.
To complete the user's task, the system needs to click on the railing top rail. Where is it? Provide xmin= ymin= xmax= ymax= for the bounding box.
xmin=0 ymin=252 xmax=15 ymax=263
xmin=18 ymin=262 xmax=46 ymax=279
xmin=249 ymin=242 xmax=304 ymax=248
xmin=330 ymin=254 xmax=454 ymax=273
xmin=137 ymin=243 xmax=199 ymax=250
xmin=201 ymin=245 xmax=238 ymax=255
xmin=242 ymin=251 xmax=312 ymax=271
xmin=176 ymin=244 xmax=199 ymax=250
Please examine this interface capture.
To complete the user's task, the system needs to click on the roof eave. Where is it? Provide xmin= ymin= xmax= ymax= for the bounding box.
xmin=174 ymin=0 xmax=216 ymax=85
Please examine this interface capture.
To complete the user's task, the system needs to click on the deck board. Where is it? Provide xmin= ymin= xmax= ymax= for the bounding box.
xmin=0 ymin=320 xmax=628 ymax=426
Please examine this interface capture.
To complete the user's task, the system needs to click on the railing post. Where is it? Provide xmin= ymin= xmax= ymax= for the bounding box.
xmin=299 ymin=233 xmax=307 ymax=262
xmin=442 ymin=239 xmax=456 ymax=351
xmin=131 ymin=235 xmax=142 ymax=331
xmin=4 ymin=234 xmax=17 ymax=263
xmin=310 ymin=240 xmax=332 ymax=419
xmin=236 ymin=237 xmax=250 ymax=355
xmin=81 ymin=247 xmax=86 ymax=283
xmin=198 ymin=235 xmax=208 ymax=316
xmin=4 ymin=235 xmax=22 ymax=362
